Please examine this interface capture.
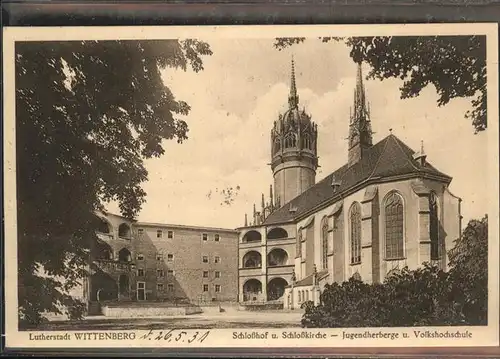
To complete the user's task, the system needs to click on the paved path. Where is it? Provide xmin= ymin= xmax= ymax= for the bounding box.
xmin=27 ymin=311 xmax=304 ymax=331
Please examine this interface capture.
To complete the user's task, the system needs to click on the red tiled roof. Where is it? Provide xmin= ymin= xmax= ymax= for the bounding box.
xmin=264 ymin=134 xmax=451 ymax=225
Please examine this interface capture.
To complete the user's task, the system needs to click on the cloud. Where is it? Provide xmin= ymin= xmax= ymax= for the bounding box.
xmin=103 ymin=40 xmax=488 ymax=230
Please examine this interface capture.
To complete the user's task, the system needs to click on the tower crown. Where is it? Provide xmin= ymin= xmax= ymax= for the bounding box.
xmin=270 ymin=57 xmax=319 ymax=207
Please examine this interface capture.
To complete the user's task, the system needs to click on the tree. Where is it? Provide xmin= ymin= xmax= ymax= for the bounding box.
xmin=274 ymin=36 xmax=486 ymax=133
xmin=301 ymin=216 xmax=488 ymax=328
xmin=16 ymin=39 xmax=212 ymax=326
xmin=447 ymin=215 xmax=488 ymax=325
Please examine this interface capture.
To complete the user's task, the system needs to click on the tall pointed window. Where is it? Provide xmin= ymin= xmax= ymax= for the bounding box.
xmin=302 ymin=134 xmax=312 ymax=150
xmin=321 ymin=217 xmax=329 ymax=270
xmin=384 ymin=192 xmax=404 ymax=259
xmin=284 ymin=133 xmax=297 ymax=148
xmin=429 ymin=192 xmax=440 ymax=260
xmin=349 ymin=202 xmax=362 ymax=264
xmin=274 ymin=138 xmax=281 ymax=154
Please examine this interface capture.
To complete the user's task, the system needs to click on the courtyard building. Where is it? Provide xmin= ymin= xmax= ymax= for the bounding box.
xmin=237 ymin=60 xmax=462 ymax=309
xmin=87 ymin=212 xmax=239 ymax=310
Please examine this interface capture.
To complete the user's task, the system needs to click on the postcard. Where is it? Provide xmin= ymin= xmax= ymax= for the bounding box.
xmin=3 ymin=23 xmax=499 ymax=352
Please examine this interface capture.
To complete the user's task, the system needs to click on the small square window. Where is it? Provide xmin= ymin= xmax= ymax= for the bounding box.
xmin=203 ymin=271 xmax=209 ymax=278
xmin=202 ymin=233 xmax=208 ymax=241
xmin=137 ymin=268 xmax=144 ymax=277
xmin=203 ymin=284 xmax=209 ymax=292
xmin=167 ymin=284 xmax=174 ymax=292
xmin=157 ymin=283 xmax=164 ymax=291
xmin=137 ymin=228 xmax=144 ymax=236
xmin=214 ymin=256 xmax=221 ymax=264
xmin=167 ymin=230 xmax=174 ymax=239
xmin=156 ymin=253 xmax=163 ymax=261
xmin=215 ymin=285 xmax=221 ymax=293
xmin=167 ymin=269 xmax=174 ymax=276
xmin=214 ymin=234 xmax=220 ymax=242
xmin=157 ymin=230 xmax=163 ymax=238
xmin=202 ymin=256 xmax=209 ymax=263
xmin=137 ymin=253 xmax=144 ymax=260
xmin=215 ymin=271 xmax=221 ymax=278
xmin=157 ymin=269 xmax=164 ymax=277
xmin=167 ymin=254 xmax=174 ymax=261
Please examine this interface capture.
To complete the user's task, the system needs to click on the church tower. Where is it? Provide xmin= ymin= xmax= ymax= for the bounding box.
xmin=270 ymin=58 xmax=319 ymax=207
xmin=348 ymin=63 xmax=373 ymax=167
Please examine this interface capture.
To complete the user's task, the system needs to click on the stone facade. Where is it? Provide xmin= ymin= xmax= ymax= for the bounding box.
xmin=89 ymin=213 xmax=239 ymax=305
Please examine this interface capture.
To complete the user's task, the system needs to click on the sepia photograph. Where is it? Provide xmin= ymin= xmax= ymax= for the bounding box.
xmin=3 ymin=24 xmax=499 ymax=349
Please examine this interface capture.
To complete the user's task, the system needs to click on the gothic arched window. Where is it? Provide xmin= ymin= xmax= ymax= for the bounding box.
xmin=349 ymin=202 xmax=362 ymax=264
xmin=321 ymin=217 xmax=328 ymax=270
xmin=302 ymin=134 xmax=312 ymax=150
xmin=296 ymin=228 xmax=302 ymax=258
xmin=384 ymin=192 xmax=404 ymax=260
xmin=429 ymin=192 xmax=440 ymax=260
xmin=274 ymin=138 xmax=281 ymax=154
xmin=284 ymin=133 xmax=297 ymax=148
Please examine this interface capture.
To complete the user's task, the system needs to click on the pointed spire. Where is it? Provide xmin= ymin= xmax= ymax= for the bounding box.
xmin=244 ymin=213 xmax=248 ymax=227
xmin=348 ymin=62 xmax=373 ymax=167
xmin=288 ymin=55 xmax=299 ymax=109
xmin=413 ymin=139 xmax=427 ymax=166
xmin=269 ymin=184 xmax=273 ymax=208
xmin=261 ymin=193 xmax=265 ymax=211
xmin=253 ymin=203 xmax=256 ymax=216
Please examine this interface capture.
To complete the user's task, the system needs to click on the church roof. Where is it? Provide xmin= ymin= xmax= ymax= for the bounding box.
xmin=264 ymin=134 xmax=451 ymax=225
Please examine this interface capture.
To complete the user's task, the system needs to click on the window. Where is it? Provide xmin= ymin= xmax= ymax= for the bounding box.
xmin=215 ymin=271 xmax=221 ymax=278
xmin=167 ymin=270 xmax=174 ymax=276
xmin=203 ymin=284 xmax=209 ymax=292
xmin=302 ymin=134 xmax=312 ymax=150
xmin=156 ymin=230 xmax=162 ymax=239
xmin=215 ymin=285 xmax=221 ymax=293
xmin=157 ymin=269 xmax=164 ymax=277
xmin=167 ymin=284 xmax=174 ymax=292
xmin=137 ymin=253 xmax=144 ymax=261
xmin=202 ymin=233 xmax=208 ymax=241
xmin=349 ymin=202 xmax=362 ymax=264
xmin=137 ymin=228 xmax=144 ymax=236
xmin=167 ymin=254 xmax=174 ymax=262
xmin=203 ymin=271 xmax=209 ymax=278
xmin=385 ymin=192 xmax=404 ymax=260
xmin=137 ymin=268 xmax=144 ymax=277
xmin=429 ymin=192 xmax=440 ymax=260
xmin=156 ymin=253 xmax=163 ymax=261
xmin=214 ymin=234 xmax=220 ymax=242
xmin=202 ymin=256 xmax=209 ymax=263
xmin=214 ymin=256 xmax=220 ymax=263
xmin=284 ymin=133 xmax=297 ymax=148
xmin=321 ymin=217 xmax=328 ymax=270
xmin=167 ymin=230 xmax=174 ymax=239
xmin=157 ymin=283 xmax=164 ymax=291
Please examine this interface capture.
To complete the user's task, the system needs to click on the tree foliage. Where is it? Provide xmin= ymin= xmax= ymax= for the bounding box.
xmin=302 ymin=216 xmax=488 ymax=328
xmin=274 ymin=36 xmax=487 ymax=133
xmin=16 ymin=39 xmax=212 ymax=326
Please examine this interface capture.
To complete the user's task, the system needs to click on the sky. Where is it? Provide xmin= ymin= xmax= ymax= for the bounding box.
xmin=106 ymin=38 xmax=488 ymax=229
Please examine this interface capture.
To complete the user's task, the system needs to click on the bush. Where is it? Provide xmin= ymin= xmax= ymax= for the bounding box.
xmin=302 ymin=216 xmax=488 ymax=328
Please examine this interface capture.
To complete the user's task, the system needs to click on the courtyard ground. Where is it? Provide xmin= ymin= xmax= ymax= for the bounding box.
xmin=25 ymin=310 xmax=304 ymax=331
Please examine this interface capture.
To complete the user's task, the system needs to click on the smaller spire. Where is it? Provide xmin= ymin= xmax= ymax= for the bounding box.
xmin=244 ymin=213 xmax=248 ymax=227
xmin=261 ymin=193 xmax=265 ymax=211
xmin=412 ymin=139 xmax=427 ymax=166
xmin=269 ymin=184 xmax=273 ymax=208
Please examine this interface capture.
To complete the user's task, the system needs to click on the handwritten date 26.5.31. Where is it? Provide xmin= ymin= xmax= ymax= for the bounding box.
xmin=139 ymin=329 xmax=210 ymax=343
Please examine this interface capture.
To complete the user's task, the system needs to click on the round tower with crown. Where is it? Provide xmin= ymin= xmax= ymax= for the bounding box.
xmin=270 ymin=58 xmax=319 ymax=207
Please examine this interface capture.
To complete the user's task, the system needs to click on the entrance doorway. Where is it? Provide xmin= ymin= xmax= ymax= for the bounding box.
xmin=137 ymin=282 xmax=146 ymax=301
